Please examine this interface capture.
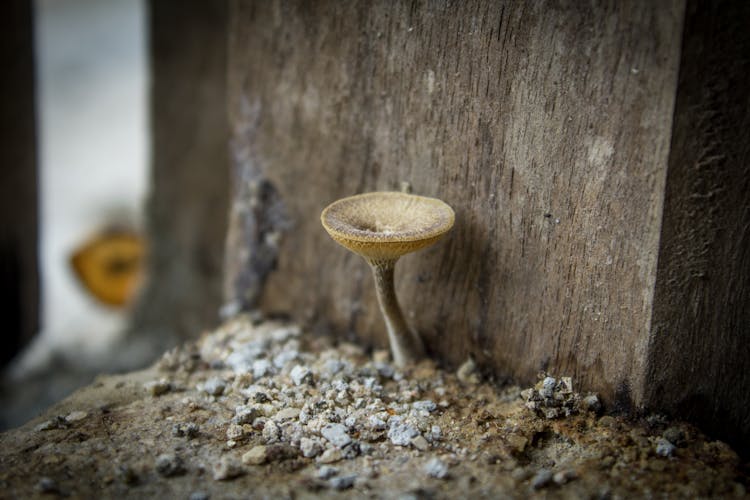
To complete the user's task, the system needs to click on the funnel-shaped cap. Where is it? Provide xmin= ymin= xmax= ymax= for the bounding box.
xmin=321 ymin=191 xmax=455 ymax=263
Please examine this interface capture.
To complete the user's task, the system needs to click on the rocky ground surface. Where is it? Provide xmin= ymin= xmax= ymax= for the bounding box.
xmin=1 ymin=316 xmax=748 ymax=499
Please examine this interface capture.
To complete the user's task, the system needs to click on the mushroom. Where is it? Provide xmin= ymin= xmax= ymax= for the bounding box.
xmin=321 ymin=191 xmax=455 ymax=367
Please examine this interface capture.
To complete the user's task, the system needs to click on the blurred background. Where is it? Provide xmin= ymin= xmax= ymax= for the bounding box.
xmin=1 ymin=0 xmax=149 ymax=427
xmin=0 ymin=0 xmax=229 ymax=429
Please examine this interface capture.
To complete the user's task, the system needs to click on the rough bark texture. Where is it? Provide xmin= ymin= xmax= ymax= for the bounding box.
xmin=226 ymin=1 xmax=683 ymax=407
xmin=129 ymin=0 xmax=230 ymax=348
xmin=0 ymin=0 xmax=38 ymax=366
xmin=647 ymin=0 xmax=750 ymax=455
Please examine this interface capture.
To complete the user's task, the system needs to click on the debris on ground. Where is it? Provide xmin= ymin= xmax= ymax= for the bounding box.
xmin=0 ymin=316 xmax=747 ymax=498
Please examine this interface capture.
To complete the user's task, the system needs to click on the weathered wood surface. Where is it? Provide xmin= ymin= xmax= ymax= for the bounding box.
xmin=646 ymin=0 xmax=750 ymax=454
xmin=129 ymin=0 xmax=230 ymax=347
xmin=0 ymin=0 xmax=38 ymax=366
xmin=226 ymin=0 xmax=684 ymax=409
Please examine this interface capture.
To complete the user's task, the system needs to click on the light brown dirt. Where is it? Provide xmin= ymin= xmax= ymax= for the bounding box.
xmin=1 ymin=317 xmax=747 ymax=499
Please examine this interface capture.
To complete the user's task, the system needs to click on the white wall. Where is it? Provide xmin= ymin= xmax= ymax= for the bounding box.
xmin=15 ymin=0 xmax=148 ymax=374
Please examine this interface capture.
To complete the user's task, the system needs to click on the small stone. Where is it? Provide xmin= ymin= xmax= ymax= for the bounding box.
xmin=172 ymin=422 xmax=200 ymax=439
xmin=226 ymin=423 xmax=244 ymax=440
xmin=388 ymin=417 xmax=420 ymax=446
xmin=410 ymin=435 xmax=430 ymax=451
xmin=540 ymin=377 xmax=556 ymax=398
xmin=144 ymin=379 xmax=171 ymax=397
xmin=316 ymin=465 xmax=338 ymax=480
xmin=291 ymin=365 xmax=313 ymax=385
xmin=36 ymin=477 xmax=59 ymax=494
xmin=655 ymin=438 xmax=676 ymax=457
xmin=412 ymin=400 xmax=437 ymax=413
xmin=582 ymin=394 xmax=602 ymax=414
xmin=506 ymin=434 xmax=528 ymax=453
xmin=457 ymin=358 xmax=479 ymax=384
xmin=213 ymin=456 xmax=243 ymax=480
xmin=542 ymin=407 xmax=559 ymax=419
xmin=242 ymin=446 xmax=268 ymax=465
xmin=155 ymin=454 xmax=185 ymax=477
xmin=189 ymin=492 xmax=209 ymax=500
xmin=430 ymin=425 xmax=442 ymax=441
xmin=330 ymin=474 xmax=357 ymax=490
xmin=202 ymin=377 xmax=226 ymax=396
xmin=423 ymin=458 xmax=449 ymax=479
xmin=663 ymin=427 xmax=686 ymax=447
xmin=520 ymin=388 xmax=535 ymax=401
xmin=559 ymin=377 xmax=573 ymax=393
xmin=321 ymin=423 xmax=351 ymax=447
xmin=265 ymin=444 xmax=299 ymax=462
xmin=300 ymin=437 xmax=323 ymax=458
xmin=273 ymin=349 xmax=299 ymax=369
xmin=275 ymin=407 xmax=301 ymax=421
xmin=323 ymin=358 xmax=346 ymax=376
xmin=253 ymin=359 xmax=274 ymax=379
xmin=553 ymin=470 xmax=577 ymax=485
xmin=375 ymin=362 xmax=395 ymax=379
xmin=35 ymin=415 xmax=67 ymax=431
xmin=317 ymin=448 xmax=343 ymax=464
xmin=233 ymin=406 xmax=259 ymax=425
xmin=65 ymin=410 xmax=88 ymax=423
xmin=531 ymin=469 xmax=553 ymax=489
xmin=262 ymin=420 xmax=281 ymax=443
xmin=368 ymin=415 xmax=387 ymax=431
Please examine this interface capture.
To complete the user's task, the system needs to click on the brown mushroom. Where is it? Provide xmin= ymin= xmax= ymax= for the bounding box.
xmin=321 ymin=191 xmax=455 ymax=367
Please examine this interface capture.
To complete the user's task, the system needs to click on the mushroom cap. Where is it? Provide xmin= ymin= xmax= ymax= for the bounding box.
xmin=321 ymin=191 xmax=455 ymax=262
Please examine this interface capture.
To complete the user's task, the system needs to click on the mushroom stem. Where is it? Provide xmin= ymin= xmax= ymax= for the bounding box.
xmin=369 ymin=260 xmax=425 ymax=367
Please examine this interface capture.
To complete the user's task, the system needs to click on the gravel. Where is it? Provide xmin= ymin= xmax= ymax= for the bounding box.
xmin=388 ymin=416 xmax=420 ymax=446
xmin=4 ymin=315 xmax=745 ymax=499
xmin=155 ymin=454 xmax=185 ymax=477
xmin=144 ymin=379 xmax=171 ymax=397
xmin=330 ymin=474 xmax=357 ymax=490
xmin=242 ymin=446 xmax=267 ymax=465
xmin=656 ymin=438 xmax=677 ymax=457
xmin=423 ymin=457 xmax=449 ymax=479
xmin=290 ymin=365 xmax=313 ymax=386
xmin=321 ymin=423 xmax=351 ymax=447
xmin=202 ymin=377 xmax=226 ymax=396
xmin=531 ymin=468 xmax=553 ymax=489
xmin=317 ymin=448 xmax=343 ymax=464
xmin=212 ymin=456 xmax=243 ymax=481
xmin=316 ymin=465 xmax=338 ymax=479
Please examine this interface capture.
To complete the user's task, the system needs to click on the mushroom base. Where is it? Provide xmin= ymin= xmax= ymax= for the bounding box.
xmin=369 ymin=259 xmax=425 ymax=367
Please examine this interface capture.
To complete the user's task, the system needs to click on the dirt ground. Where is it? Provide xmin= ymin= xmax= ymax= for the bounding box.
xmin=1 ymin=316 xmax=747 ymax=499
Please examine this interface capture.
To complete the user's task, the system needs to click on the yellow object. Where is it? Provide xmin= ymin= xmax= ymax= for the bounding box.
xmin=70 ymin=229 xmax=145 ymax=307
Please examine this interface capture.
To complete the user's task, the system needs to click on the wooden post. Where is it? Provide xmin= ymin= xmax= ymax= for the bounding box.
xmin=646 ymin=0 xmax=750 ymax=454
xmin=0 ymin=0 xmax=38 ymax=366
xmin=129 ymin=0 xmax=230 ymax=348
xmin=224 ymin=0 xmax=749 ymax=451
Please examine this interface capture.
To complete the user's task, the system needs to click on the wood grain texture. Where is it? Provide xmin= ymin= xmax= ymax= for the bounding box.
xmin=647 ymin=0 xmax=750 ymax=454
xmin=0 ymin=0 xmax=39 ymax=366
xmin=129 ymin=0 xmax=230 ymax=347
xmin=227 ymin=0 xmax=684 ymax=405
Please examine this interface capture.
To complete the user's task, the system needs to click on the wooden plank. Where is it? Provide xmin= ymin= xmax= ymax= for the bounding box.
xmin=226 ymin=1 xmax=684 ymax=406
xmin=0 ymin=0 xmax=39 ymax=366
xmin=647 ymin=0 xmax=750 ymax=455
xmin=129 ymin=0 xmax=230 ymax=345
